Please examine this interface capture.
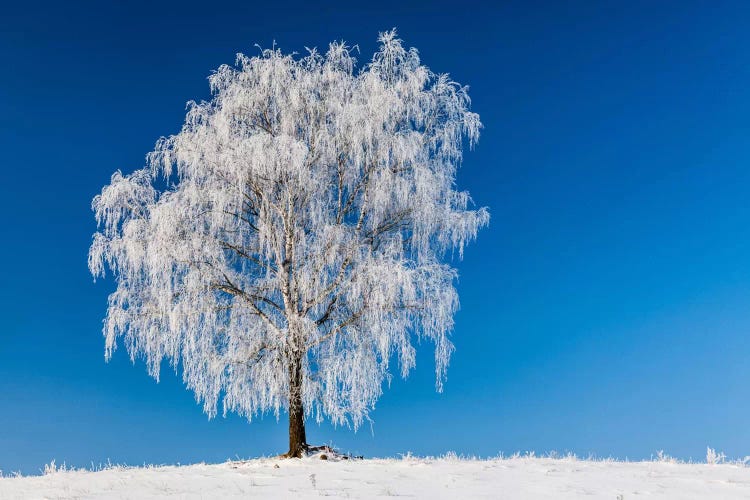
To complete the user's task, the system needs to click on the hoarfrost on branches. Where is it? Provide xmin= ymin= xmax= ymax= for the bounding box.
xmin=89 ymin=30 xmax=488 ymax=431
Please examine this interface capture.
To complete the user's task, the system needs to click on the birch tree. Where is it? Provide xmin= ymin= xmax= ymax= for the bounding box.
xmin=89 ymin=30 xmax=488 ymax=457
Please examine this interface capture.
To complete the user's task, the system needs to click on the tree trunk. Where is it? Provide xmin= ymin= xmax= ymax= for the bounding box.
xmin=286 ymin=354 xmax=307 ymax=458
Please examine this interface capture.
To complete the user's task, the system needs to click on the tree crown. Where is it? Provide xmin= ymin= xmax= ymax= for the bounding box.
xmin=89 ymin=30 xmax=488 ymax=428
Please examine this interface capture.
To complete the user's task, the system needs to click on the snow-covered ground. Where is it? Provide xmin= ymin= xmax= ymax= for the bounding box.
xmin=2 ymin=453 xmax=750 ymax=499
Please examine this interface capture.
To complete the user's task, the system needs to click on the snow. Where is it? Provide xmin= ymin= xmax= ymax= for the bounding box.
xmin=3 ymin=455 xmax=750 ymax=499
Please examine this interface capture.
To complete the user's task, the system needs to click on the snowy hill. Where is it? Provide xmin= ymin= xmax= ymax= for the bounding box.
xmin=2 ymin=454 xmax=750 ymax=499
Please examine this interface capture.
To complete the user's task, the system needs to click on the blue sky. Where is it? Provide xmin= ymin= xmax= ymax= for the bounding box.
xmin=2 ymin=0 xmax=750 ymax=474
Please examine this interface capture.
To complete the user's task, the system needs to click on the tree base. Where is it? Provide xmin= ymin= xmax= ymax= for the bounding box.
xmin=278 ymin=444 xmax=362 ymax=460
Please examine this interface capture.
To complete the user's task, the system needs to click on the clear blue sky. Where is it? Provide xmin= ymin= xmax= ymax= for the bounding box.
xmin=2 ymin=0 xmax=750 ymax=474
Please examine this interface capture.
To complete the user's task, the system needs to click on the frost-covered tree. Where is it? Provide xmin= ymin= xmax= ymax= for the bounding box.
xmin=89 ymin=30 xmax=488 ymax=457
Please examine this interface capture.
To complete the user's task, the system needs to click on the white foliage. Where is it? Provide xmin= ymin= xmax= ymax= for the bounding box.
xmin=706 ymin=447 xmax=726 ymax=465
xmin=654 ymin=450 xmax=679 ymax=464
xmin=89 ymin=30 xmax=488 ymax=429
xmin=42 ymin=461 xmax=71 ymax=476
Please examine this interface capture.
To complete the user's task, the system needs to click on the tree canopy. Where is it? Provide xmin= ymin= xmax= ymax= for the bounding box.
xmin=89 ymin=30 xmax=488 ymax=454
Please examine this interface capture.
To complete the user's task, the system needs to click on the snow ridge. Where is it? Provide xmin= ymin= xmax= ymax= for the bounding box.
xmin=3 ymin=453 xmax=750 ymax=499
